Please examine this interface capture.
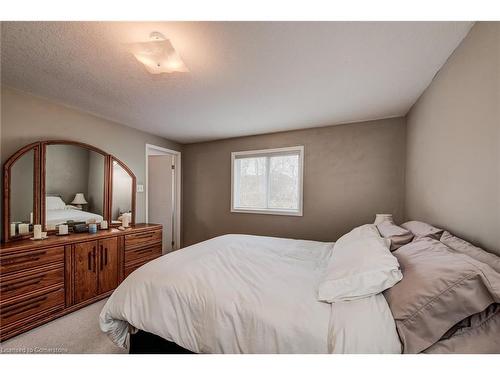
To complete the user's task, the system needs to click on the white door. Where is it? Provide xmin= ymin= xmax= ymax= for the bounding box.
xmin=148 ymin=154 xmax=174 ymax=253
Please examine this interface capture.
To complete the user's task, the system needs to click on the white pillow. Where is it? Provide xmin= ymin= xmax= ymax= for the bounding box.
xmin=46 ymin=196 xmax=66 ymax=210
xmin=318 ymin=224 xmax=403 ymax=303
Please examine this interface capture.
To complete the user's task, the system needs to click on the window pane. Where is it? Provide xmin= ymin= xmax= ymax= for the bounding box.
xmin=268 ymin=154 xmax=299 ymax=210
xmin=235 ymin=157 xmax=267 ymax=208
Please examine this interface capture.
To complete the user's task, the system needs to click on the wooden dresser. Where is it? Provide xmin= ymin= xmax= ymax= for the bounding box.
xmin=0 ymin=223 xmax=162 ymax=341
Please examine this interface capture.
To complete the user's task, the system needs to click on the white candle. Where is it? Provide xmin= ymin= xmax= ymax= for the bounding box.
xmin=10 ymin=223 xmax=16 ymax=236
xmin=18 ymin=223 xmax=30 ymax=234
xmin=34 ymin=224 xmax=42 ymax=239
xmin=121 ymin=216 xmax=130 ymax=228
xmin=100 ymin=220 xmax=108 ymax=230
xmin=30 ymin=212 xmax=34 ymax=224
xmin=59 ymin=224 xmax=68 ymax=235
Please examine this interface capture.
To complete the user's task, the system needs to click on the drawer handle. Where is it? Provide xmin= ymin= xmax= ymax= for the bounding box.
xmin=1 ymin=276 xmax=44 ymax=292
xmin=135 ymin=248 xmax=154 ymax=254
xmin=131 ymin=233 xmax=156 ymax=239
xmin=2 ymin=295 xmax=48 ymax=318
xmin=105 ymin=248 xmax=108 ymax=266
xmin=3 ymin=256 xmax=41 ymax=266
xmin=100 ymin=245 xmax=104 ymax=271
xmin=2 ymin=250 xmax=48 ymax=265
xmin=92 ymin=247 xmax=97 ymax=273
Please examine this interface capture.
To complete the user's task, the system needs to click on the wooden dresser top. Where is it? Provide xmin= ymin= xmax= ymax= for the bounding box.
xmin=0 ymin=223 xmax=162 ymax=254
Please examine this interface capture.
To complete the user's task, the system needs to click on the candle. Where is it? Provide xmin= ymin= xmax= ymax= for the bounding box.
xmin=89 ymin=224 xmax=97 ymax=234
xmin=100 ymin=220 xmax=108 ymax=230
xmin=59 ymin=224 xmax=68 ymax=235
xmin=18 ymin=223 xmax=30 ymax=234
xmin=30 ymin=212 xmax=34 ymax=224
xmin=10 ymin=223 xmax=16 ymax=237
xmin=33 ymin=224 xmax=42 ymax=239
xmin=121 ymin=216 xmax=130 ymax=228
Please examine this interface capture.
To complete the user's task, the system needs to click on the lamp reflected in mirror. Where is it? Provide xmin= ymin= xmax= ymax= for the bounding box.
xmin=71 ymin=193 xmax=88 ymax=209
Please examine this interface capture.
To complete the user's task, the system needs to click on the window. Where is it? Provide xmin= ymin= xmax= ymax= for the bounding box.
xmin=231 ymin=146 xmax=304 ymax=216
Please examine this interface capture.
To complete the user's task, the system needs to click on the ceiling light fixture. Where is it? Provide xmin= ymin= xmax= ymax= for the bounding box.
xmin=128 ymin=32 xmax=188 ymax=74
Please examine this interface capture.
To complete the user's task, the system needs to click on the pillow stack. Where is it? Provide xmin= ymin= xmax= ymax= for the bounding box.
xmin=320 ymin=219 xmax=500 ymax=353
xmin=383 ymin=234 xmax=500 ymax=353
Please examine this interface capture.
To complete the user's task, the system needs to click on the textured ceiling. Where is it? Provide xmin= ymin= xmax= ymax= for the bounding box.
xmin=1 ymin=21 xmax=473 ymax=143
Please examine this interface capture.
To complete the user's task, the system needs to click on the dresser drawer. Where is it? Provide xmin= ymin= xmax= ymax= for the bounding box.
xmin=124 ymin=230 xmax=162 ymax=249
xmin=0 ymin=265 xmax=64 ymax=301
xmin=0 ymin=287 xmax=65 ymax=327
xmin=125 ymin=243 xmax=162 ymax=264
xmin=0 ymin=246 xmax=65 ymax=275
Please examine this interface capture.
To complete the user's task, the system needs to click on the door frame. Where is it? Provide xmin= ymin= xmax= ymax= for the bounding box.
xmin=145 ymin=144 xmax=181 ymax=250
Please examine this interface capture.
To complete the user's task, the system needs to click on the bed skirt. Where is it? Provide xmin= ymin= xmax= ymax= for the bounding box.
xmin=129 ymin=330 xmax=195 ymax=354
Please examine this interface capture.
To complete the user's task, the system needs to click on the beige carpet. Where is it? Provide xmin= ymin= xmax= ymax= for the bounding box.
xmin=0 ymin=299 xmax=127 ymax=354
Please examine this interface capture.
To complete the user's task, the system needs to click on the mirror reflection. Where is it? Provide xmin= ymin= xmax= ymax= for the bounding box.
xmin=45 ymin=144 xmax=105 ymax=228
xmin=111 ymin=160 xmax=133 ymax=224
xmin=10 ymin=149 xmax=35 ymax=237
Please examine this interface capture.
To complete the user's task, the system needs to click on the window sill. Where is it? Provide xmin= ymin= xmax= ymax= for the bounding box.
xmin=231 ymin=208 xmax=303 ymax=217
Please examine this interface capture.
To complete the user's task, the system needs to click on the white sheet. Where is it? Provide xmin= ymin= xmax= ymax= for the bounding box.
xmin=45 ymin=208 xmax=103 ymax=225
xmin=328 ymin=294 xmax=401 ymax=353
xmin=99 ymin=234 xmax=401 ymax=353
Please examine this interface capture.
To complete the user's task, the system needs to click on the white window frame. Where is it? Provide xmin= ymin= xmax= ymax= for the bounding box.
xmin=231 ymin=145 xmax=304 ymax=216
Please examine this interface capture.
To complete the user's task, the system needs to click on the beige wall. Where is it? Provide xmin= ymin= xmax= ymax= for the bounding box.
xmin=182 ymin=117 xmax=406 ymax=246
xmin=405 ymin=22 xmax=500 ymax=254
xmin=0 ymin=86 xmax=182 ymax=235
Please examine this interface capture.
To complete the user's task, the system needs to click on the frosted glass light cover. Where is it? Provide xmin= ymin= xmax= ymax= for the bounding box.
xmin=128 ymin=39 xmax=189 ymax=74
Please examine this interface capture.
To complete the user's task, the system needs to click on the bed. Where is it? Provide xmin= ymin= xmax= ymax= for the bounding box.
xmin=100 ymin=232 xmax=401 ymax=354
xmin=45 ymin=196 xmax=103 ymax=225
xmin=99 ymin=222 xmax=500 ymax=354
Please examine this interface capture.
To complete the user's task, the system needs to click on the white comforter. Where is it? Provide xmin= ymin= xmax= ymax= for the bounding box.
xmin=100 ymin=234 xmax=401 ymax=353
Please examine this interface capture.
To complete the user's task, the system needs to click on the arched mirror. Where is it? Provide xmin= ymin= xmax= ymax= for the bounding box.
xmin=3 ymin=140 xmax=136 ymax=242
xmin=110 ymin=158 xmax=136 ymax=225
xmin=42 ymin=142 xmax=108 ymax=231
xmin=3 ymin=142 xmax=40 ymax=240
